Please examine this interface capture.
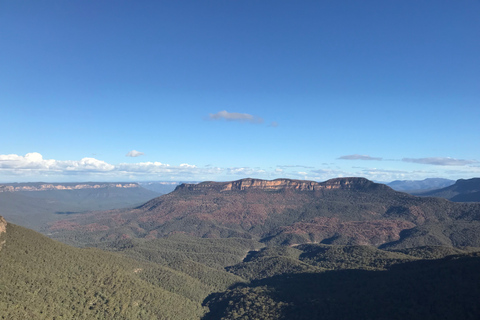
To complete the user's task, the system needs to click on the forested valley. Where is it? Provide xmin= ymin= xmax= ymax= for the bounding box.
xmin=2 ymin=178 xmax=480 ymax=319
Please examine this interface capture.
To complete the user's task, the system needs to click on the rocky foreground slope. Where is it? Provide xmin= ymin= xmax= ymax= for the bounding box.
xmin=49 ymin=178 xmax=480 ymax=249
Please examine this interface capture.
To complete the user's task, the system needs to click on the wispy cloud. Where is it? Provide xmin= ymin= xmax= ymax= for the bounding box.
xmin=277 ymin=165 xmax=315 ymax=169
xmin=126 ymin=150 xmax=144 ymax=157
xmin=226 ymin=167 xmax=266 ymax=175
xmin=338 ymin=154 xmax=382 ymax=161
xmin=268 ymin=121 xmax=279 ymax=127
xmin=402 ymin=157 xmax=477 ymax=166
xmin=208 ymin=110 xmax=263 ymax=124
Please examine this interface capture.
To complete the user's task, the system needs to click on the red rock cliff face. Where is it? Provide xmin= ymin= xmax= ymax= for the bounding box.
xmin=175 ymin=177 xmax=387 ymax=192
xmin=0 ymin=216 xmax=6 ymax=235
xmin=0 ymin=216 xmax=6 ymax=251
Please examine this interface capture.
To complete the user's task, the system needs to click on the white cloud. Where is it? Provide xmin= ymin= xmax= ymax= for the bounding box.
xmin=126 ymin=150 xmax=145 ymax=157
xmin=0 ymin=153 xmax=229 ymax=181
xmin=402 ymin=157 xmax=477 ymax=166
xmin=338 ymin=154 xmax=383 ymax=161
xmin=0 ymin=152 xmax=114 ymax=173
xmin=2 ymin=153 xmax=479 ymax=183
xmin=208 ymin=110 xmax=263 ymax=124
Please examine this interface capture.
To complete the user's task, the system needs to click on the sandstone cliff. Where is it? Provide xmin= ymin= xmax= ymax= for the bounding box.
xmin=175 ymin=177 xmax=388 ymax=192
xmin=0 ymin=216 xmax=6 ymax=251
xmin=0 ymin=216 xmax=6 ymax=235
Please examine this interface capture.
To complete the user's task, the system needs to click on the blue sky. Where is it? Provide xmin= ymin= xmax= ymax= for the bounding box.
xmin=1 ymin=1 xmax=479 ymax=183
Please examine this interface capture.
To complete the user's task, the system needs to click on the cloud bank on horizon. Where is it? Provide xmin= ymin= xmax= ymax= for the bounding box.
xmin=402 ymin=157 xmax=478 ymax=166
xmin=0 ymin=152 xmax=478 ymax=183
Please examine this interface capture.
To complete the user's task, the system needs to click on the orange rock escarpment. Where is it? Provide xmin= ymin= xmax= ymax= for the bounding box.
xmin=0 ymin=216 xmax=6 ymax=251
xmin=176 ymin=177 xmax=385 ymax=192
xmin=0 ymin=216 xmax=6 ymax=235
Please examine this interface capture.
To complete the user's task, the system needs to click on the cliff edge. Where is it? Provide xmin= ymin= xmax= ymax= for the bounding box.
xmin=0 ymin=216 xmax=6 ymax=251
xmin=175 ymin=177 xmax=388 ymax=192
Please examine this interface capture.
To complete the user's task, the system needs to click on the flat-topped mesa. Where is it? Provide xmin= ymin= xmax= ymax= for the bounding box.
xmin=175 ymin=177 xmax=386 ymax=193
xmin=0 ymin=182 xmax=140 ymax=193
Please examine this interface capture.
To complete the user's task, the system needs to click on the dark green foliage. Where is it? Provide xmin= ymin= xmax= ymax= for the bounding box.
xmin=389 ymin=245 xmax=479 ymax=259
xmin=227 ymin=246 xmax=320 ymax=280
xmin=204 ymin=253 xmax=480 ymax=320
xmin=203 ymin=286 xmax=288 ymax=320
xmin=227 ymin=256 xmax=319 ymax=280
xmin=380 ymin=221 xmax=480 ymax=250
xmin=297 ymin=243 xmax=415 ymax=270
xmin=104 ymin=235 xmax=261 ymax=291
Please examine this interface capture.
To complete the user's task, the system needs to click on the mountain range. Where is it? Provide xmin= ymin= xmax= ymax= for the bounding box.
xmin=48 ymin=177 xmax=480 ymax=249
xmin=386 ymin=178 xmax=455 ymax=193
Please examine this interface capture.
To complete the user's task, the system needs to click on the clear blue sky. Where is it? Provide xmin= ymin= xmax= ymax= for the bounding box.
xmin=1 ymin=1 xmax=479 ymax=183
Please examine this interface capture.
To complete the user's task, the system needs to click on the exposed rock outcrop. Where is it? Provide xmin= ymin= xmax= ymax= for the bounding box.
xmin=0 ymin=216 xmax=6 ymax=235
xmin=175 ymin=177 xmax=388 ymax=192
xmin=0 ymin=216 xmax=7 ymax=251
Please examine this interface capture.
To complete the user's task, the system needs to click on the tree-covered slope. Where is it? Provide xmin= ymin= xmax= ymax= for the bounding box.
xmin=0 ymin=222 xmax=205 ymax=320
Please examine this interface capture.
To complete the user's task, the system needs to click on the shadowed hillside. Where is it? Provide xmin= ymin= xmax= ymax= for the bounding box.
xmin=204 ymin=253 xmax=480 ymax=320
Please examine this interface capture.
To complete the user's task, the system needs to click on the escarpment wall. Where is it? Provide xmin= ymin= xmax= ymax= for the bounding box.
xmin=175 ymin=177 xmax=388 ymax=193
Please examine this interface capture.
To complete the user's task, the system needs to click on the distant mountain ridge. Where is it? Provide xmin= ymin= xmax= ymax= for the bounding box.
xmin=0 ymin=183 xmax=160 ymax=231
xmin=0 ymin=182 xmax=140 ymax=192
xmin=387 ymin=178 xmax=455 ymax=193
xmin=415 ymin=178 xmax=480 ymax=202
